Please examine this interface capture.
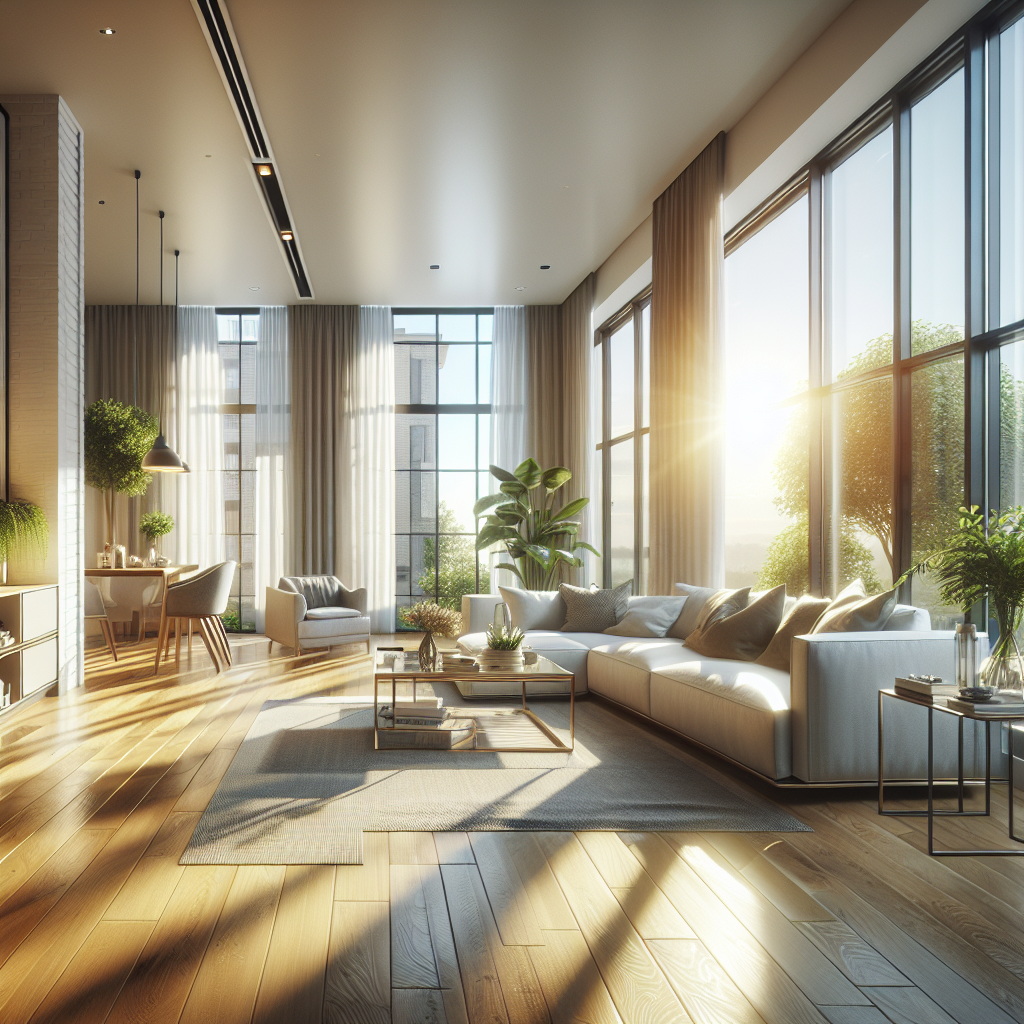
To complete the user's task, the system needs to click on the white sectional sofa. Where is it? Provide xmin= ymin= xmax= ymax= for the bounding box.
xmin=458 ymin=593 xmax=990 ymax=785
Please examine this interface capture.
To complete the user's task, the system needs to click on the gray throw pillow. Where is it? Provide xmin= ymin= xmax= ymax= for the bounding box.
xmin=811 ymin=579 xmax=897 ymax=634
xmin=667 ymin=583 xmax=720 ymax=639
xmin=498 ymin=586 xmax=566 ymax=632
xmin=685 ymin=586 xmax=784 ymax=662
xmin=755 ymin=594 xmax=831 ymax=673
xmin=560 ymin=581 xmax=631 ymax=632
xmin=603 ymin=596 xmax=688 ymax=637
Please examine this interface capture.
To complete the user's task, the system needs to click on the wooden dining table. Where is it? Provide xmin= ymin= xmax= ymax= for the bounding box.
xmin=84 ymin=565 xmax=199 ymax=672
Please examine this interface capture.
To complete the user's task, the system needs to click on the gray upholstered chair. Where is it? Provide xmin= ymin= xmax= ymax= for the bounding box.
xmin=84 ymin=580 xmax=118 ymax=661
xmin=265 ymin=575 xmax=371 ymax=653
xmin=156 ymin=561 xmax=236 ymax=673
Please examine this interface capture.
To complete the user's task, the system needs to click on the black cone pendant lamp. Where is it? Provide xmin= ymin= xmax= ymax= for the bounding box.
xmin=134 ymin=171 xmax=187 ymax=473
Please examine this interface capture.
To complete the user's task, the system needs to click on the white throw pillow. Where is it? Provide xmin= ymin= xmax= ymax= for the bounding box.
xmin=603 ymin=596 xmax=688 ymax=637
xmin=811 ymin=579 xmax=897 ymax=634
xmin=498 ymin=586 xmax=566 ymax=632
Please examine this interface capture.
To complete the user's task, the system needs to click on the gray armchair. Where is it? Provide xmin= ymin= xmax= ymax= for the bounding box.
xmin=265 ymin=575 xmax=371 ymax=653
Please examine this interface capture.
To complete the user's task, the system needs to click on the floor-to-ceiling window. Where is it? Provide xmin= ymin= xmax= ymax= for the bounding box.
xmin=216 ymin=308 xmax=258 ymax=632
xmin=594 ymin=291 xmax=650 ymax=591
xmin=393 ymin=310 xmax=493 ymax=624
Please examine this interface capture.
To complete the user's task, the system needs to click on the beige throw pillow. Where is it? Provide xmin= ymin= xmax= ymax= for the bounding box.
xmin=560 ymin=581 xmax=631 ymax=632
xmin=755 ymin=595 xmax=831 ymax=673
xmin=811 ymin=579 xmax=897 ymax=634
xmin=685 ymin=586 xmax=785 ymax=662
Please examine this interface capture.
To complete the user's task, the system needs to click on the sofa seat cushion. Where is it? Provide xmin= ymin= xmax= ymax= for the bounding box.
xmin=297 ymin=615 xmax=370 ymax=640
xmin=649 ymin=657 xmax=792 ymax=779
xmin=586 ymin=639 xmax=690 ymax=717
xmin=305 ymin=606 xmax=361 ymax=620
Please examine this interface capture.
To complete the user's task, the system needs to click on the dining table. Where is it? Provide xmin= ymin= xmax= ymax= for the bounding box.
xmin=84 ymin=565 xmax=199 ymax=672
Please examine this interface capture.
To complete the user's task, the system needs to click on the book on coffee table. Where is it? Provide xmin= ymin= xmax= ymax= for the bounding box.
xmin=376 ymin=716 xmax=477 ymax=749
xmin=946 ymin=695 xmax=1024 ymax=716
xmin=895 ymin=676 xmax=957 ymax=698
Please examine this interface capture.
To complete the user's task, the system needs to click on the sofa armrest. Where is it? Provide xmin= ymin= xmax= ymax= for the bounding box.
xmin=789 ymin=630 xmax=991 ymax=783
xmin=338 ymin=585 xmax=368 ymax=614
xmin=266 ymin=586 xmax=306 ymax=649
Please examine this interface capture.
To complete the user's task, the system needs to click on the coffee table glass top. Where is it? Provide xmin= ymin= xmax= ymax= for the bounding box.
xmin=373 ymin=650 xmax=572 ymax=678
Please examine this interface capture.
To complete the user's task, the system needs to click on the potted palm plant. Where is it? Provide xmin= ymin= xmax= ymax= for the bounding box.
xmin=0 ymin=499 xmax=48 ymax=584
xmin=899 ymin=506 xmax=1024 ymax=695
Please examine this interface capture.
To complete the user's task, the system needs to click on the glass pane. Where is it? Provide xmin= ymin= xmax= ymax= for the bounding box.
xmin=830 ymin=127 xmax=894 ymax=378
xmin=591 ymin=441 xmax=603 ymax=587
xmin=240 ymin=413 xmax=255 ymax=470
xmin=641 ymin=304 xmax=651 ymax=428
xmin=438 ymin=344 xmax=476 ymax=404
xmin=216 ymin=314 xmax=239 ymax=341
xmin=724 ymin=196 xmax=811 ymax=592
xmin=410 ymin=472 xmax=436 ymax=533
xmin=478 ymin=344 xmax=492 ymax=403
xmin=591 ymin=340 xmax=603 ymax=444
xmin=438 ymin=314 xmax=476 ymax=341
xmin=410 ymin=535 xmax=433 ymax=598
xmin=1002 ymin=340 xmax=1024 ymax=507
xmin=240 ymin=471 xmax=256 ymax=534
xmin=240 ymin=340 xmax=256 ymax=403
xmin=395 ymin=535 xmax=411 ymax=595
xmin=609 ymin=321 xmax=634 ymax=438
xmin=910 ymin=355 xmax=964 ymax=628
xmin=395 ymin=344 xmax=437 ymax=405
xmin=394 ymin=314 xmax=436 ymax=339
xmin=224 ymin=471 xmax=240 ymax=535
xmin=241 ymin=313 xmax=259 ymax=343
xmin=396 ymin=414 xmax=435 ymax=470
xmin=640 ymin=432 xmax=650 ymax=594
xmin=911 ymin=70 xmax=965 ymax=353
xmin=479 ymin=314 xmax=493 ymax=341
xmin=438 ymin=414 xmax=476 ymax=469
xmin=438 ymin=473 xmax=477 ymax=533
xmin=609 ymin=440 xmax=634 ymax=589
xmin=430 ymin=532 xmax=479 ymax=610
xmin=223 ymin=414 xmax=239 ymax=470
xmin=1000 ymin=17 xmax=1024 ymax=327
xmin=219 ymin=342 xmax=240 ymax=405
xmin=827 ymin=376 xmax=893 ymax=595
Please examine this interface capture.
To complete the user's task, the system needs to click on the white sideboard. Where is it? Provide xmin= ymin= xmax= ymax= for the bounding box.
xmin=0 ymin=584 xmax=59 ymax=711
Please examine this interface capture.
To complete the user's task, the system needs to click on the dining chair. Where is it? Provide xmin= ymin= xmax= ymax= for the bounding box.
xmin=84 ymin=580 xmax=118 ymax=661
xmin=156 ymin=561 xmax=237 ymax=673
xmin=91 ymin=576 xmax=163 ymax=643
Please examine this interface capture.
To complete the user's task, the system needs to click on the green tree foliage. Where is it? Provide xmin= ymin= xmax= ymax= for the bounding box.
xmin=418 ymin=502 xmax=490 ymax=611
xmin=139 ymin=510 xmax=174 ymax=543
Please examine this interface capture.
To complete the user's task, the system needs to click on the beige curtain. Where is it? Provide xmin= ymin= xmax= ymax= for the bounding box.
xmin=649 ymin=132 xmax=726 ymax=593
xmin=525 ymin=273 xmax=595 ymax=584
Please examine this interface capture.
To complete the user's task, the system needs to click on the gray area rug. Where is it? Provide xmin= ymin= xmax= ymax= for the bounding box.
xmin=181 ymin=684 xmax=809 ymax=865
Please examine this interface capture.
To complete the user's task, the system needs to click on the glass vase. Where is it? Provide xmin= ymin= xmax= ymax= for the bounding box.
xmin=418 ymin=631 xmax=438 ymax=672
xmin=979 ymin=611 xmax=1024 ymax=698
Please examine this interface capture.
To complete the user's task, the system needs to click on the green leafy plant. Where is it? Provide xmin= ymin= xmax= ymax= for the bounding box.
xmin=0 ymin=499 xmax=48 ymax=566
xmin=85 ymin=399 xmax=159 ymax=548
xmin=485 ymin=623 xmax=524 ymax=650
xmin=475 ymin=459 xmax=599 ymax=590
xmin=139 ymin=510 xmax=174 ymax=544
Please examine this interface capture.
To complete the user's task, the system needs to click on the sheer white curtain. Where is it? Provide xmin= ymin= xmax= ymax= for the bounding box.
xmin=336 ymin=306 xmax=395 ymax=632
xmin=254 ymin=306 xmax=290 ymax=630
xmin=490 ymin=305 xmax=527 ymax=589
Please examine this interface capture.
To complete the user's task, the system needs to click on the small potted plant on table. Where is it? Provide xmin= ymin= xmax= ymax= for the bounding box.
xmin=476 ymin=622 xmax=526 ymax=671
xmin=139 ymin=511 xmax=174 ymax=566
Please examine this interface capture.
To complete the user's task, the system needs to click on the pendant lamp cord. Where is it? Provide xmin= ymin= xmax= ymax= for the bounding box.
xmin=159 ymin=210 xmax=165 ymax=306
xmin=175 ymin=250 xmax=180 ymax=306
xmin=133 ymin=169 xmax=140 ymax=409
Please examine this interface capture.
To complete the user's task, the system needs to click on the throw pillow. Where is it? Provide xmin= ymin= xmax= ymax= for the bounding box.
xmin=560 ymin=581 xmax=631 ymax=632
xmin=685 ymin=586 xmax=784 ymax=662
xmin=811 ymin=579 xmax=897 ymax=634
xmin=498 ymin=586 xmax=566 ymax=632
xmin=667 ymin=583 xmax=720 ymax=639
xmin=755 ymin=594 xmax=831 ymax=673
xmin=603 ymin=596 xmax=687 ymax=637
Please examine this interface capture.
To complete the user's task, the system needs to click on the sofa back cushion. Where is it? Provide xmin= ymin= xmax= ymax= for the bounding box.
xmin=279 ymin=575 xmax=342 ymax=610
xmin=559 ymin=581 xmax=631 ymax=632
xmin=498 ymin=586 xmax=566 ymax=631
xmin=685 ymin=586 xmax=785 ymax=662
xmin=811 ymin=579 xmax=897 ymax=634
xmin=755 ymin=594 xmax=831 ymax=672
xmin=668 ymin=584 xmax=721 ymax=639
xmin=603 ymin=596 xmax=687 ymax=637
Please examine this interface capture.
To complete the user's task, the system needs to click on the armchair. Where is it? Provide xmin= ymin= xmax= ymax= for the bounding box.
xmin=265 ymin=575 xmax=371 ymax=653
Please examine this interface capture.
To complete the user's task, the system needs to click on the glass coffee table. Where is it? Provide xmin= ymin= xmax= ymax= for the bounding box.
xmin=373 ymin=650 xmax=575 ymax=752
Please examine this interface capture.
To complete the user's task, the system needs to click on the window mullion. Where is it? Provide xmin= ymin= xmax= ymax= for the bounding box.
xmin=894 ymin=98 xmax=912 ymax=588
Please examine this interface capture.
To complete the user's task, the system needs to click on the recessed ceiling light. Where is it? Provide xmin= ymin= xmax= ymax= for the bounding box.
xmin=280 ymin=230 xmax=294 ymax=241
xmin=248 ymin=286 xmax=260 ymax=291
xmin=99 ymin=27 xmax=115 ymax=35
xmin=430 ymin=265 xmax=440 ymax=270
xmin=256 ymin=164 xmax=272 ymax=176
xmin=540 ymin=265 xmax=550 ymax=270
xmin=515 ymin=286 xmax=526 ymax=291
xmin=98 ymin=200 xmax=105 ymax=205
xmin=205 ymin=154 xmax=212 ymax=158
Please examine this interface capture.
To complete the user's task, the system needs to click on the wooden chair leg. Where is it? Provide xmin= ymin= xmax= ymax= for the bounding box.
xmin=188 ymin=619 xmax=193 ymax=660
xmin=99 ymin=620 xmax=119 ymax=661
xmin=197 ymin=618 xmax=223 ymax=672
xmin=215 ymin=617 xmax=232 ymax=666
xmin=154 ymin=614 xmax=169 ymax=672
xmin=174 ymin=618 xmax=182 ymax=672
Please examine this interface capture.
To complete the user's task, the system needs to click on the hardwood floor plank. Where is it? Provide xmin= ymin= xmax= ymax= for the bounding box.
xmin=434 ymin=831 xmax=476 ymax=864
xmin=172 ymin=747 xmax=236 ymax=813
xmin=862 ymin=985 xmax=960 ymax=1024
xmin=251 ymin=865 xmax=336 ymax=1024
xmin=534 ymin=832 xmax=691 ymax=1024
xmin=103 ymin=864 xmax=236 ymax=1024
xmin=498 ymin=832 xmax=577 ymax=932
xmin=796 ymin=920 xmax=912 ymax=987
xmin=647 ymin=938 xmax=766 ymax=1024
xmin=336 ymin=831 xmax=390 ymax=901
xmin=324 ymin=901 xmax=391 ymax=1024
xmin=419 ymin=863 xmax=471 ymax=1024
xmin=576 ymin=830 xmax=648 ymax=887
xmin=469 ymin=832 xmax=545 ymax=947
xmin=392 ymin=864 xmax=442 ymax=988
xmin=621 ymin=833 xmax=829 ymax=1024
xmin=528 ymin=929 xmax=624 ymax=1024
xmin=391 ymin=831 xmax=441 ymax=864
xmin=817 ymin=1007 xmax=891 ymax=1024
xmin=25 ymin=920 xmax=154 ymax=1024
xmin=178 ymin=865 xmax=286 ymax=1024
xmin=394 ymin=988 xmax=448 ymax=1023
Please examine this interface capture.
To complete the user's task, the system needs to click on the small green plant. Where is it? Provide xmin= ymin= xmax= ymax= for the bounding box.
xmin=486 ymin=623 xmax=524 ymax=650
xmin=139 ymin=510 xmax=174 ymax=543
xmin=0 ymin=499 xmax=48 ymax=565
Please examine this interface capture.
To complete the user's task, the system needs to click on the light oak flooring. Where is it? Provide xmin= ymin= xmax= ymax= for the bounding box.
xmin=1 ymin=634 xmax=1022 ymax=1024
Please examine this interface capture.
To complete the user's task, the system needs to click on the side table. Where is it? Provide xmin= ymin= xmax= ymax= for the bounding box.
xmin=878 ymin=688 xmax=1023 ymax=856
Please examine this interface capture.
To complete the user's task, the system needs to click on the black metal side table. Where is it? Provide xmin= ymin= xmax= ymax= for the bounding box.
xmin=878 ymin=688 xmax=1023 ymax=857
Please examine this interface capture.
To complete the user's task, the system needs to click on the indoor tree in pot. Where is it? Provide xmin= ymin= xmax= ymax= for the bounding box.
xmin=899 ymin=505 xmax=1024 ymax=695
xmin=85 ymin=399 xmax=159 ymax=554
xmin=474 ymin=459 xmax=598 ymax=590
xmin=0 ymin=499 xmax=48 ymax=584
xmin=139 ymin=510 xmax=174 ymax=566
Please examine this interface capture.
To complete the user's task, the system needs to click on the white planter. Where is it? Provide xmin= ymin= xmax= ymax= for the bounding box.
xmin=475 ymin=649 xmax=525 ymax=672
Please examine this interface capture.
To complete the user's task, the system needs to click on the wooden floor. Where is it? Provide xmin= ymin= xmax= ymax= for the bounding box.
xmin=1 ymin=635 xmax=1022 ymax=1024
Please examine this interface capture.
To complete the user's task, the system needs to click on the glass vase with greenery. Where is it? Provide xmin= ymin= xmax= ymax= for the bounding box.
xmin=899 ymin=506 xmax=1024 ymax=695
xmin=139 ymin=510 xmax=174 ymax=564
xmin=0 ymin=499 xmax=48 ymax=582
xmin=474 ymin=459 xmax=598 ymax=591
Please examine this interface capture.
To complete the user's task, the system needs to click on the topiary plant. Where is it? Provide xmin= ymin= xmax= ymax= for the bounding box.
xmin=0 ymin=499 xmax=48 ymax=578
xmin=139 ymin=510 xmax=174 ymax=544
xmin=85 ymin=399 xmax=159 ymax=549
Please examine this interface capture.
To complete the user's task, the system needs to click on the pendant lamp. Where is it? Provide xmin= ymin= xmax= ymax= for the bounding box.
xmin=134 ymin=171 xmax=188 ymax=473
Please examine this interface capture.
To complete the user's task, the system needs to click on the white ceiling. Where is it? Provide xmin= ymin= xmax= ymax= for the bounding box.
xmin=0 ymin=0 xmax=851 ymax=306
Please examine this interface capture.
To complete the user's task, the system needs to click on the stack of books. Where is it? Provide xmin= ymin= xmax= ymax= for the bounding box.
xmin=392 ymin=698 xmax=447 ymax=728
xmin=895 ymin=675 xmax=957 ymax=699
xmin=947 ymin=694 xmax=1024 ymax=716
